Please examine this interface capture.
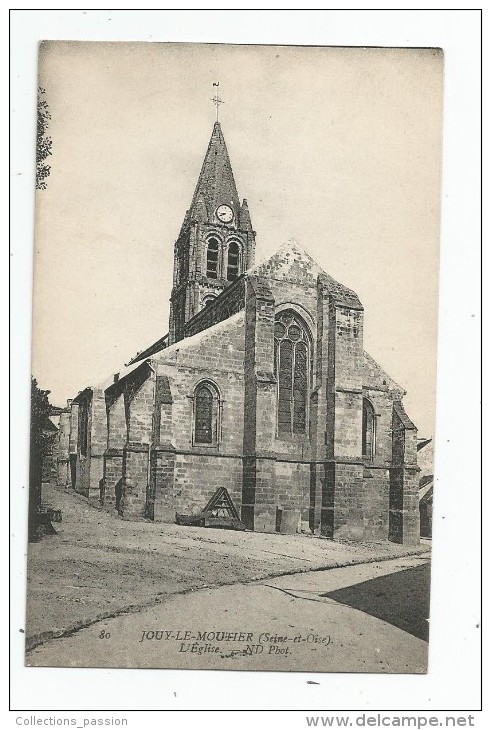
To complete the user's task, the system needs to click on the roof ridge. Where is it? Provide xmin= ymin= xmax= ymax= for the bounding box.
xmin=248 ymin=239 xmax=362 ymax=309
xmin=363 ymin=351 xmax=405 ymax=395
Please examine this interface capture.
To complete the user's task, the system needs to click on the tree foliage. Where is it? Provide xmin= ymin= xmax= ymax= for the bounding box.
xmin=36 ymin=86 xmax=52 ymax=190
xmin=30 ymin=377 xmax=51 ymax=451
xmin=29 ymin=377 xmax=52 ymax=535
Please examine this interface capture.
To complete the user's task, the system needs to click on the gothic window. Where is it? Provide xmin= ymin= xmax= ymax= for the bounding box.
xmin=226 ymin=240 xmax=240 ymax=282
xmin=193 ymin=382 xmax=220 ymax=446
xmin=274 ymin=310 xmax=311 ymax=436
xmin=206 ymin=238 xmax=220 ymax=279
xmin=362 ymin=398 xmax=376 ymax=460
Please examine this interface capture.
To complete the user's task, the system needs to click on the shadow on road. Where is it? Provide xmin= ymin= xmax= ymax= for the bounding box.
xmin=321 ymin=561 xmax=431 ymax=641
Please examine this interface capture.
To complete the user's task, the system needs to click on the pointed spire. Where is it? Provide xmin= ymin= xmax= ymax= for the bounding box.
xmin=189 ymin=122 xmax=240 ymax=222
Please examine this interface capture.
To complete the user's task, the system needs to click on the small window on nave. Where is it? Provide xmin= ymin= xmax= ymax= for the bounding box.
xmin=193 ymin=382 xmax=220 ymax=446
xmin=226 ymin=241 xmax=240 ymax=282
xmin=206 ymin=239 xmax=220 ymax=279
xmin=362 ymin=398 xmax=376 ymax=461
xmin=274 ymin=310 xmax=311 ymax=437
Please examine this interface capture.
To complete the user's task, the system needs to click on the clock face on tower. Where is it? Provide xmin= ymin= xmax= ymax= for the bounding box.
xmin=216 ymin=204 xmax=234 ymax=223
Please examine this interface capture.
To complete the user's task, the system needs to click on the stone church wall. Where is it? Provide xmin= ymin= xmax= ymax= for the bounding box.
xmin=273 ymin=460 xmax=311 ymax=532
xmin=121 ymin=369 xmax=155 ymax=519
xmin=361 ymin=469 xmax=390 ymax=540
xmin=154 ymin=312 xmax=246 ymax=518
xmin=359 ymin=388 xmax=394 ymax=540
xmin=56 ymin=409 xmax=70 ymax=487
xmin=269 ymin=280 xmax=317 ymax=327
xmin=172 ymin=454 xmax=243 ymax=516
xmin=74 ymin=388 xmax=105 ymax=502
xmin=103 ymin=382 xmax=126 ymax=508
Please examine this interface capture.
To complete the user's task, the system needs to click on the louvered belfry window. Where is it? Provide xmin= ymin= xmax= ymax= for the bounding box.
xmin=194 ymin=384 xmax=215 ymax=444
xmin=206 ymin=238 xmax=220 ymax=279
xmin=227 ymin=241 xmax=240 ymax=281
xmin=274 ymin=311 xmax=310 ymax=435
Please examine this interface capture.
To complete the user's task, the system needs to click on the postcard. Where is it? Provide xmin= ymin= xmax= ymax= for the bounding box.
xmin=26 ymin=41 xmax=443 ymax=673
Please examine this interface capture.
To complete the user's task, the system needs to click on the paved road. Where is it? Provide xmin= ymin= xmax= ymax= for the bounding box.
xmin=27 ymin=554 xmax=430 ymax=674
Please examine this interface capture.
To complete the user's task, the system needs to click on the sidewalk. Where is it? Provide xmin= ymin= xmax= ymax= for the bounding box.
xmin=25 ymin=483 xmax=430 ymax=651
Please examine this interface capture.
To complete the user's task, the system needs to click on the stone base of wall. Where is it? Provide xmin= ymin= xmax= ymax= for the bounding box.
xmin=63 ymin=448 xmax=419 ymax=543
xmin=68 ymin=454 xmax=77 ymax=490
xmin=74 ymin=456 xmax=89 ymax=498
xmin=121 ymin=443 xmax=149 ymax=520
xmin=103 ymin=449 xmax=124 ymax=508
xmin=90 ymin=454 xmax=104 ymax=504
xmin=317 ymin=461 xmax=395 ymax=542
xmin=73 ymin=453 xmax=104 ymax=503
xmin=151 ymin=445 xmax=176 ymax=523
xmin=360 ymin=467 xmax=390 ymax=541
xmin=56 ymin=458 xmax=70 ymax=488
xmin=389 ymin=465 xmax=420 ymax=545
xmin=171 ymin=452 xmax=243 ymax=517
xmin=277 ymin=507 xmax=302 ymax=534
xmin=332 ymin=461 xmax=365 ymax=540
xmin=241 ymin=456 xmax=308 ymax=534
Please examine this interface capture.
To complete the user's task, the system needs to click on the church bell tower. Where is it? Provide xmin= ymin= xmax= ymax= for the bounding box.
xmin=169 ymin=121 xmax=256 ymax=344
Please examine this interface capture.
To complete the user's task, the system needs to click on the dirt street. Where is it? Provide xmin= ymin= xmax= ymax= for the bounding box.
xmin=27 ymin=555 xmax=430 ymax=674
xmin=25 ymin=484 xmax=430 ymax=651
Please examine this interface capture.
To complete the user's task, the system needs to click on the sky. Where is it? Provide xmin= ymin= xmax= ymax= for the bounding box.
xmin=32 ymin=42 xmax=443 ymax=438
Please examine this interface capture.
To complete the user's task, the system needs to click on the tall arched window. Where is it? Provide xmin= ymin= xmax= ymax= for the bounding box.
xmin=362 ymin=398 xmax=376 ymax=460
xmin=226 ymin=240 xmax=240 ymax=282
xmin=274 ymin=310 xmax=311 ymax=436
xmin=193 ymin=382 xmax=220 ymax=446
xmin=206 ymin=238 xmax=220 ymax=279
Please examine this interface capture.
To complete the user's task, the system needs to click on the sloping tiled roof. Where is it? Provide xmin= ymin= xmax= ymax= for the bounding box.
xmin=42 ymin=417 xmax=58 ymax=433
xmin=419 ymin=474 xmax=433 ymax=489
xmin=251 ymin=239 xmax=363 ymax=310
xmin=127 ymin=333 xmax=169 ymax=367
xmin=393 ymin=401 xmax=417 ymax=431
xmin=155 ymin=311 xmax=245 ymax=363
xmin=363 ymin=351 xmax=405 ymax=395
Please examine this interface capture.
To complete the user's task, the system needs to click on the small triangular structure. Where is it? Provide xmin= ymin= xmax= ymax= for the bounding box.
xmin=203 ymin=487 xmax=240 ymax=520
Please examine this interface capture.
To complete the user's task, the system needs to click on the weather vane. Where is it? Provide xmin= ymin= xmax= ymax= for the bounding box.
xmin=211 ymin=82 xmax=224 ymax=122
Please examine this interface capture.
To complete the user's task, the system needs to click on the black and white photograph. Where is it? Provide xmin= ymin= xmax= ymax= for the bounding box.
xmin=24 ymin=40 xmax=443 ymax=675
xmin=9 ymin=11 xmax=483 ymax=717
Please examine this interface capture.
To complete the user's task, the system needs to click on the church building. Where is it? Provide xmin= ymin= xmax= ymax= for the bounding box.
xmin=55 ymin=120 xmax=421 ymax=545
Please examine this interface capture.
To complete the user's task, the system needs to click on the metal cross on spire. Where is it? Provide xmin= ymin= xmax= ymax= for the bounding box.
xmin=211 ymin=82 xmax=224 ymax=122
